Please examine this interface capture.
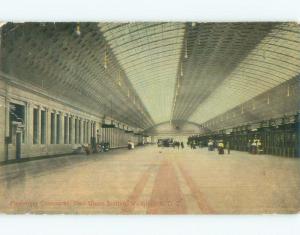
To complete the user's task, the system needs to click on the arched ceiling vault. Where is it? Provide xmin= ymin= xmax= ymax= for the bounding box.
xmin=99 ymin=22 xmax=300 ymax=128
xmin=1 ymin=22 xmax=299 ymax=131
xmin=176 ymin=22 xmax=300 ymax=124
xmin=99 ymin=22 xmax=186 ymax=124
xmin=0 ymin=23 xmax=155 ymax=129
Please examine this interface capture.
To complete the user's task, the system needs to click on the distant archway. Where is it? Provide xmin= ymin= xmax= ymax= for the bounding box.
xmin=144 ymin=120 xmax=205 ymax=136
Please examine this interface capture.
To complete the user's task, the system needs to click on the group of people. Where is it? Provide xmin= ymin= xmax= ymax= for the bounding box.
xmin=247 ymin=138 xmax=263 ymax=154
xmin=173 ymin=141 xmax=185 ymax=149
xmin=80 ymin=141 xmax=110 ymax=155
xmin=127 ymin=140 xmax=135 ymax=150
xmin=208 ymin=139 xmax=230 ymax=155
xmin=188 ymin=141 xmax=197 ymax=149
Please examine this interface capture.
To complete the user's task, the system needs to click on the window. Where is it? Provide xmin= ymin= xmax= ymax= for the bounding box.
xmin=50 ymin=113 xmax=55 ymax=144
xmin=56 ymin=114 xmax=60 ymax=144
xmin=41 ymin=110 xmax=46 ymax=144
xmin=33 ymin=108 xmax=39 ymax=144
xmin=64 ymin=116 xmax=68 ymax=144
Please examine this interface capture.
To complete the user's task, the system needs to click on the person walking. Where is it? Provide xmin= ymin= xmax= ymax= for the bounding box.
xmin=226 ymin=141 xmax=230 ymax=154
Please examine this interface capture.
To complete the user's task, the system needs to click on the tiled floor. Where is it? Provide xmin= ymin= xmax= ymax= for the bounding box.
xmin=0 ymin=146 xmax=299 ymax=214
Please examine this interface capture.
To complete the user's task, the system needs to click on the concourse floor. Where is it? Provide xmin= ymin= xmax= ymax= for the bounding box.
xmin=0 ymin=146 xmax=299 ymax=214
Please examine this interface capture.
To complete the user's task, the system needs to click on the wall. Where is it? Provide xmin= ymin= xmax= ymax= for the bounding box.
xmin=202 ymin=77 xmax=300 ymax=132
xmin=146 ymin=121 xmax=203 ymax=136
xmin=0 ymin=95 xmax=5 ymax=160
xmin=0 ymin=78 xmax=141 ymax=162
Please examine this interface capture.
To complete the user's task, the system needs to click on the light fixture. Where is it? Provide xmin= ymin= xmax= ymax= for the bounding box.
xmin=118 ymin=70 xmax=122 ymax=86
xmin=104 ymin=46 xmax=108 ymax=70
xmin=75 ymin=23 xmax=81 ymax=36
xmin=180 ymin=62 xmax=183 ymax=77
xmin=267 ymin=95 xmax=270 ymax=104
xmin=184 ymin=39 xmax=188 ymax=59
xmin=287 ymin=85 xmax=290 ymax=96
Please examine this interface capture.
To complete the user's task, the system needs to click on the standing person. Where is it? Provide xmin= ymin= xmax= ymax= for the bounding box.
xmin=226 ymin=141 xmax=230 ymax=154
xmin=251 ymin=140 xmax=257 ymax=154
xmin=247 ymin=140 xmax=252 ymax=153
xmin=128 ymin=140 xmax=132 ymax=150
xmin=257 ymin=140 xmax=262 ymax=154
xmin=213 ymin=140 xmax=217 ymax=151
xmin=96 ymin=129 xmax=101 ymax=144
xmin=208 ymin=139 xmax=213 ymax=151
xmin=181 ymin=141 xmax=184 ymax=149
xmin=218 ymin=140 xmax=224 ymax=155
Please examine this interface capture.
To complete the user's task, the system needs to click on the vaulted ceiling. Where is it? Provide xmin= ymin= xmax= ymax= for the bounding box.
xmin=99 ymin=23 xmax=185 ymax=123
xmin=1 ymin=22 xmax=299 ymax=131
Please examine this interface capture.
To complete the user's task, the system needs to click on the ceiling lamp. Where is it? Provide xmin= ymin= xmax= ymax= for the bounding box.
xmin=184 ymin=39 xmax=188 ymax=59
xmin=180 ymin=62 xmax=183 ymax=77
xmin=75 ymin=23 xmax=81 ymax=36
xmin=118 ymin=70 xmax=122 ymax=86
xmin=104 ymin=46 xmax=108 ymax=70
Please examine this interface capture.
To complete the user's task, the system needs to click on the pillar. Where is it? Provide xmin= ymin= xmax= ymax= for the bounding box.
xmin=80 ymin=118 xmax=84 ymax=144
xmin=37 ymin=105 xmax=41 ymax=144
xmin=53 ymin=110 xmax=57 ymax=144
xmin=45 ymin=108 xmax=50 ymax=145
xmin=26 ymin=102 xmax=33 ymax=145
xmin=71 ymin=115 xmax=75 ymax=144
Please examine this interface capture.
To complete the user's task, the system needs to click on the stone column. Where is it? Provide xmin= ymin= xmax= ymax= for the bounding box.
xmin=37 ymin=105 xmax=41 ymax=144
xmin=53 ymin=110 xmax=57 ymax=144
xmin=80 ymin=119 xmax=84 ymax=144
xmin=58 ymin=111 xmax=63 ymax=144
xmin=68 ymin=115 xmax=73 ymax=144
xmin=76 ymin=117 xmax=79 ymax=144
xmin=70 ymin=115 xmax=75 ymax=144
xmin=82 ymin=120 xmax=86 ymax=143
xmin=65 ymin=114 xmax=69 ymax=144
xmin=26 ymin=102 xmax=33 ymax=145
xmin=5 ymin=98 xmax=10 ymax=139
xmin=45 ymin=108 xmax=50 ymax=145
